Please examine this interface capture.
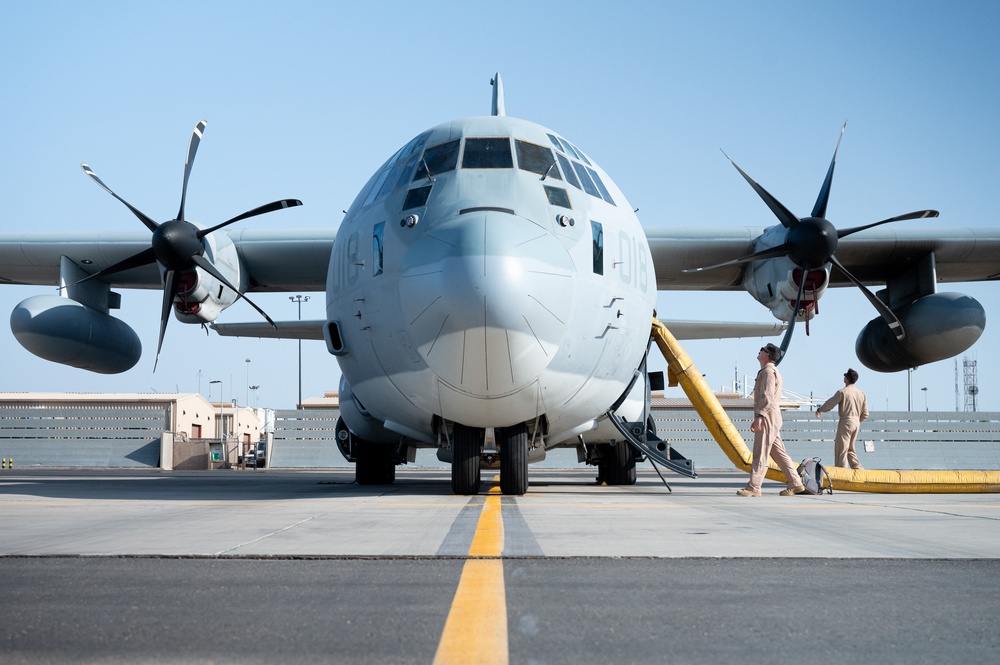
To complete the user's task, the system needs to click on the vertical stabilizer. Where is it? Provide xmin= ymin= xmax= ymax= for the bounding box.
xmin=491 ymin=73 xmax=505 ymax=117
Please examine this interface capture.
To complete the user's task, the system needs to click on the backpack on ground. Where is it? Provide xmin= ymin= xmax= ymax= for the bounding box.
xmin=797 ymin=457 xmax=833 ymax=495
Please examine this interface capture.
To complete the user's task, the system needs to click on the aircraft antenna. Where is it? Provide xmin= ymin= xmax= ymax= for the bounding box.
xmin=491 ymin=73 xmax=505 ymax=117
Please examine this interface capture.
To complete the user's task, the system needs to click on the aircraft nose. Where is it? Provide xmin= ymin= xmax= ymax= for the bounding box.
xmin=399 ymin=210 xmax=574 ymax=396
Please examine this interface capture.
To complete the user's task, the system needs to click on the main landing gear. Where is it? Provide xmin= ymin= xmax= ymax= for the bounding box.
xmin=450 ymin=423 xmax=530 ymax=496
xmin=336 ymin=417 xmax=398 ymax=486
xmin=451 ymin=424 xmax=482 ymax=495
xmin=497 ymin=423 xmax=528 ymax=495
xmin=594 ymin=441 xmax=637 ymax=485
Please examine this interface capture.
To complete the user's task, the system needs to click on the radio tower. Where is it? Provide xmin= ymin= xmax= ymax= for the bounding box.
xmin=963 ymin=357 xmax=979 ymax=412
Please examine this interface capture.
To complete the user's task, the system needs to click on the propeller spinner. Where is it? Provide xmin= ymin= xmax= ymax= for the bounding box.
xmin=684 ymin=122 xmax=938 ymax=364
xmin=77 ymin=120 xmax=302 ymax=369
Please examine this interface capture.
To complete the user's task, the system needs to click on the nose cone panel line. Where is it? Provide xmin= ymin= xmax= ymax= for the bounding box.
xmin=400 ymin=212 xmax=574 ymax=397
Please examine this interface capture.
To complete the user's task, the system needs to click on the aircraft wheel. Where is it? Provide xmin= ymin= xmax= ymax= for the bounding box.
xmin=356 ymin=442 xmax=396 ymax=485
xmin=604 ymin=441 xmax=636 ymax=486
xmin=451 ymin=424 xmax=482 ymax=495
xmin=594 ymin=444 xmax=611 ymax=484
xmin=498 ymin=423 xmax=529 ymax=495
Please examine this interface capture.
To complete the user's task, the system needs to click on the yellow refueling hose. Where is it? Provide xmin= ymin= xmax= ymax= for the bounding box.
xmin=651 ymin=317 xmax=1000 ymax=493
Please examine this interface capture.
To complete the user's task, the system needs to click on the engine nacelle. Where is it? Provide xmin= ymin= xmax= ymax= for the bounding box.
xmin=172 ymin=233 xmax=243 ymax=325
xmin=338 ymin=375 xmax=398 ymax=444
xmin=173 ymin=269 xmax=228 ymax=324
xmin=855 ymin=292 xmax=985 ymax=372
xmin=742 ymin=256 xmax=829 ymax=323
xmin=10 ymin=295 xmax=142 ymax=374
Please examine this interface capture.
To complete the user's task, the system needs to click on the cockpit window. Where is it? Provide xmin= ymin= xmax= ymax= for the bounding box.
xmin=557 ymin=137 xmax=583 ymax=161
xmin=414 ymin=139 xmax=460 ymax=180
xmin=556 ymin=153 xmax=580 ymax=189
xmin=362 ymin=168 xmax=394 ymax=207
xmin=544 ymin=186 xmax=571 ymax=208
xmin=591 ymin=221 xmax=604 ymax=275
xmin=516 ymin=140 xmax=561 ymax=180
xmin=548 ymin=133 xmax=612 ymax=206
xmin=394 ymin=154 xmax=420 ymax=189
xmin=462 ymin=138 xmax=513 ymax=169
xmin=372 ymin=222 xmax=385 ymax=277
xmin=362 ymin=132 xmax=431 ymax=207
xmin=572 ymin=161 xmax=601 ymax=198
xmin=586 ymin=166 xmax=615 ymax=206
xmin=566 ymin=140 xmax=591 ymax=166
xmin=403 ymin=185 xmax=432 ymax=210
xmin=400 ymin=132 xmax=430 ymax=160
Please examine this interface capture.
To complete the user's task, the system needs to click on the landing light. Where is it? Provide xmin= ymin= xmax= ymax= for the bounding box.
xmin=400 ymin=214 xmax=419 ymax=228
xmin=557 ymin=214 xmax=575 ymax=227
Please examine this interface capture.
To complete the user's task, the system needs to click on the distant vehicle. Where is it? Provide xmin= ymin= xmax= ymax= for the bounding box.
xmin=242 ymin=441 xmax=266 ymax=469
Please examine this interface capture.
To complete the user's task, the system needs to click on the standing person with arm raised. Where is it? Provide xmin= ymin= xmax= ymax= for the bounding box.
xmin=816 ymin=368 xmax=868 ymax=469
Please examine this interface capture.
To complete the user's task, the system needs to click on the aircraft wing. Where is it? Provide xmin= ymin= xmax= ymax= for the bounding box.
xmin=211 ymin=319 xmax=326 ymax=340
xmin=5 ymin=225 xmax=995 ymax=294
xmin=209 ymin=318 xmax=787 ymax=341
xmin=0 ymin=228 xmax=335 ymax=291
xmin=659 ymin=320 xmax=786 ymax=339
xmin=647 ymin=226 xmax=1000 ymax=290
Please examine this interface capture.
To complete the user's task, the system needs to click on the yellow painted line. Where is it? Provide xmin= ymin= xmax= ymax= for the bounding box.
xmin=469 ymin=481 xmax=504 ymax=557
xmin=433 ymin=476 xmax=508 ymax=665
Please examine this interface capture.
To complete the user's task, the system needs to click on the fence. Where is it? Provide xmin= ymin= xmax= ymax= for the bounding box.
xmin=269 ymin=409 xmax=342 ymax=467
xmin=652 ymin=410 xmax=1000 ymax=470
xmin=2 ymin=403 xmax=997 ymax=471
xmin=0 ymin=405 xmax=168 ymax=467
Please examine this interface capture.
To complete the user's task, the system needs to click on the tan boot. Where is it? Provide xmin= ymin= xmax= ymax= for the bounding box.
xmin=736 ymin=488 xmax=761 ymax=497
xmin=779 ymin=486 xmax=806 ymax=496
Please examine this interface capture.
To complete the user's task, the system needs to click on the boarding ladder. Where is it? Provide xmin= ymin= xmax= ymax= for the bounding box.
xmin=607 ymin=337 xmax=697 ymax=481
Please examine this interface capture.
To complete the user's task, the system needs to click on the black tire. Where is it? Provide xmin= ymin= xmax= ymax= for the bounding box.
xmin=595 ymin=443 xmax=611 ymax=484
xmin=451 ymin=424 xmax=482 ymax=495
xmin=498 ymin=423 xmax=529 ymax=495
xmin=605 ymin=441 xmax=636 ymax=486
xmin=356 ymin=442 xmax=396 ymax=485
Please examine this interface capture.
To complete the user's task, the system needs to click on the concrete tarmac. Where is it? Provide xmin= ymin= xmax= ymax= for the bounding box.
xmin=1 ymin=468 xmax=999 ymax=663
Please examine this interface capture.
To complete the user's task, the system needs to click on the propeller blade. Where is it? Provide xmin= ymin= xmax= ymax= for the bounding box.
xmin=177 ymin=120 xmax=207 ymax=222
xmin=775 ymin=273 xmax=808 ymax=366
xmin=721 ymin=150 xmax=800 ymax=229
xmin=68 ymin=247 xmax=157 ymax=287
xmin=682 ymin=241 xmax=795 ymax=273
xmin=837 ymin=210 xmax=939 ymax=239
xmin=191 ymin=254 xmax=277 ymax=328
xmin=830 ymin=254 xmax=905 ymax=341
xmin=81 ymin=164 xmax=159 ymax=232
xmin=154 ymin=270 xmax=180 ymax=372
xmin=811 ymin=121 xmax=847 ymax=219
xmin=196 ymin=199 xmax=303 ymax=239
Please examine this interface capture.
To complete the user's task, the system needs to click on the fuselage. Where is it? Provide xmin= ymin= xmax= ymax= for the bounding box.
xmin=327 ymin=115 xmax=656 ymax=447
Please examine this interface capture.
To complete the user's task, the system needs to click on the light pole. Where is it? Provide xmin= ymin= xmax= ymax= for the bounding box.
xmin=289 ymin=295 xmax=310 ymax=408
xmin=245 ymin=358 xmax=251 ymax=406
xmin=907 ymin=368 xmax=913 ymax=411
xmin=922 ymin=387 xmax=928 ymax=411
xmin=250 ymin=385 xmax=260 ymax=409
xmin=209 ymin=380 xmax=222 ymax=442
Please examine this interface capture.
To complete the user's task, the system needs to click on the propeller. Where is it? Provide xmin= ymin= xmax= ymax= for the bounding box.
xmin=683 ymin=122 xmax=938 ymax=364
xmin=76 ymin=120 xmax=302 ymax=369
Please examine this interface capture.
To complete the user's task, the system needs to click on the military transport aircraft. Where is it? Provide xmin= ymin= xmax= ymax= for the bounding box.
xmin=1 ymin=75 xmax=998 ymax=495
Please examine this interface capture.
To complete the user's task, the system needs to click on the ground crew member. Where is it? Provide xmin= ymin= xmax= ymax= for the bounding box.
xmin=738 ymin=343 xmax=806 ymax=497
xmin=816 ymin=368 xmax=868 ymax=469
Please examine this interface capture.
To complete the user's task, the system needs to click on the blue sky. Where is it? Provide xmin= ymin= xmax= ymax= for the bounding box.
xmin=1 ymin=1 xmax=997 ymax=411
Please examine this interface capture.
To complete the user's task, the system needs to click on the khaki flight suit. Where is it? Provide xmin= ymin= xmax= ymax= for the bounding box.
xmin=817 ymin=384 xmax=869 ymax=469
xmin=745 ymin=363 xmax=801 ymax=493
